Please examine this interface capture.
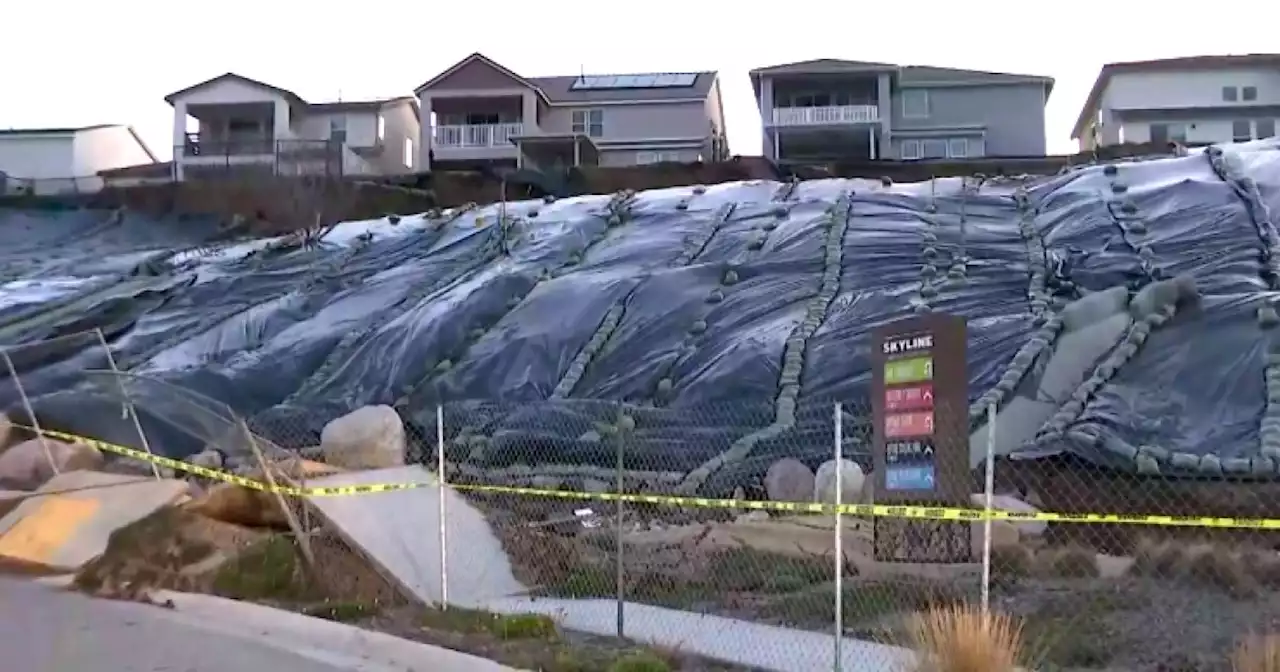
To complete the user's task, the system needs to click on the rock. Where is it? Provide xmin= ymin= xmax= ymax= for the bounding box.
xmin=736 ymin=510 xmax=769 ymax=524
xmin=971 ymin=520 xmax=1021 ymax=557
xmin=0 ymin=438 xmax=104 ymax=490
xmin=969 ymin=493 xmax=1046 ymax=536
xmin=319 ymin=405 xmax=406 ymax=470
xmin=0 ymin=489 xmax=25 ymax=518
xmin=183 ymin=482 xmax=290 ymax=529
xmin=813 ymin=459 xmax=866 ymax=504
xmin=0 ymin=414 xmax=13 ymax=453
xmin=188 ymin=449 xmax=224 ymax=471
xmin=764 ymin=458 xmax=815 ymax=503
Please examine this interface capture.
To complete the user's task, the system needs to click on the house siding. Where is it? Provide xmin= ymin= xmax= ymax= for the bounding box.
xmin=891 ymin=83 xmax=1047 ymax=156
xmin=540 ymin=101 xmax=711 ymax=144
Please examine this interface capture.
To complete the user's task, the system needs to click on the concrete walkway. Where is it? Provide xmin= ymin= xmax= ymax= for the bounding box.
xmin=306 ymin=466 xmax=917 ymax=672
xmin=5 ymin=576 xmax=522 ymax=672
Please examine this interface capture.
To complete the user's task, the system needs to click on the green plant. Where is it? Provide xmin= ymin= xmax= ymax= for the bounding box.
xmin=607 ymin=651 xmax=672 ymax=672
xmin=211 ymin=536 xmax=301 ymax=600
xmin=488 ymin=613 xmax=558 ymax=640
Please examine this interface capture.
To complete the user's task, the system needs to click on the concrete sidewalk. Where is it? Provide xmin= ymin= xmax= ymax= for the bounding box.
xmin=15 ymin=576 xmax=523 ymax=672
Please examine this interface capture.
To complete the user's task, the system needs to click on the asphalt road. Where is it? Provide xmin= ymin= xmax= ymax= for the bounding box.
xmin=0 ymin=577 xmax=355 ymax=672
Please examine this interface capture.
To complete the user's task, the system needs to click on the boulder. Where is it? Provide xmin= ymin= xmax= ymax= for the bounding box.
xmin=0 ymin=489 xmax=24 ymax=519
xmin=319 ymin=405 xmax=406 ymax=470
xmin=813 ymin=459 xmax=866 ymax=504
xmin=970 ymin=520 xmax=1021 ymax=557
xmin=0 ymin=414 xmax=13 ymax=453
xmin=764 ymin=458 xmax=815 ymax=503
xmin=969 ymin=493 xmax=1046 ymax=536
xmin=0 ymin=438 xmax=104 ymax=490
xmin=183 ymin=482 xmax=290 ymax=530
xmin=187 ymin=448 xmax=225 ymax=472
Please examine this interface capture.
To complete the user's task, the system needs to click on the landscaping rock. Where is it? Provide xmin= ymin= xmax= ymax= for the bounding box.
xmin=970 ymin=519 xmax=1021 ymax=557
xmin=0 ymin=438 xmax=104 ymax=490
xmin=764 ymin=458 xmax=814 ymax=503
xmin=184 ymin=482 xmax=290 ymax=530
xmin=969 ymin=493 xmax=1046 ymax=536
xmin=320 ymin=405 xmax=406 ymax=470
xmin=0 ymin=415 xmax=13 ymax=453
xmin=813 ymin=458 xmax=865 ymax=504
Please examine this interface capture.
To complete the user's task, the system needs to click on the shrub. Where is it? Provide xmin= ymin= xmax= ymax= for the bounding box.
xmin=1233 ymin=633 xmax=1280 ymax=672
xmin=907 ymin=604 xmax=1024 ymax=672
xmin=607 ymin=651 xmax=671 ymax=672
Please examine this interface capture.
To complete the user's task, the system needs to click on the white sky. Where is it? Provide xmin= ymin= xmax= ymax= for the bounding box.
xmin=4 ymin=0 xmax=1277 ymax=161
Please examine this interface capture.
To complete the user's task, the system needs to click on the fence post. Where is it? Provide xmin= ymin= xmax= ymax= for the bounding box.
xmin=1 ymin=348 xmax=60 ymax=477
xmin=436 ymin=404 xmax=449 ymax=609
xmin=615 ymin=411 xmax=626 ymax=639
xmin=832 ymin=401 xmax=844 ymax=671
xmin=94 ymin=329 xmax=161 ymax=480
xmin=980 ymin=402 xmax=998 ymax=613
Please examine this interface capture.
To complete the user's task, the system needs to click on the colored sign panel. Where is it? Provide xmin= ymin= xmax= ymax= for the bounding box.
xmin=884 ymin=411 xmax=934 ymax=438
xmin=885 ymin=383 xmax=934 ymax=412
xmin=885 ymin=439 xmax=937 ymax=491
xmin=884 ymin=356 xmax=933 ymax=385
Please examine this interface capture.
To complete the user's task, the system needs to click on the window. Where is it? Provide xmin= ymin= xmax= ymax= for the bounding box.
xmin=403 ymin=138 xmax=414 ymax=167
xmin=572 ymin=109 xmax=604 ymax=138
xmin=901 ymin=90 xmax=930 ymax=118
xmin=900 ymin=140 xmax=921 ymax=160
xmin=328 ymin=117 xmax=347 ymax=143
xmin=1223 ymin=86 xmax=1239 ymax=102
xmin=636 ymin=151 xmax=680 ymax=164
xmin=1258 ymin=119 xmax=1277 ymax=139
xmin=921 ymin=139 xmax=948 ymax=159
xmin=1243 ymin=86 xmax=1258 ymax=101
xmin=464 ymin=112 xmax=500 ymax=125
xmin=377 ymin=115 xmax=386 ymax=141
xmin=947 ymin=138 xmax=968 ymax=158
xmin=1149 ymin=123 xmax=1188 ymax=144
xmin=1234 ymin=120 xmax=1254 ymax=142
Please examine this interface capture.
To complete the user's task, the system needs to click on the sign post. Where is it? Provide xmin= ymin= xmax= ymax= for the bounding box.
xmin=871 ymin=313 xmax=971 ymax=563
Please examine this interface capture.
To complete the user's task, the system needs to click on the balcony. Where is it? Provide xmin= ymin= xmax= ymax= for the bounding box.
xmin=183 ymin=133 xmax=275 ymax=157
xmin=772 ymin=105 xmax=879 ymax=127
xmin=434 ymin=123 xmax=524 ymax=149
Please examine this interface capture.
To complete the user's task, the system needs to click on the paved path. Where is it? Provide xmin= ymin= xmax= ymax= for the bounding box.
xmin=0 ymin=577 xmax=519 ymax=672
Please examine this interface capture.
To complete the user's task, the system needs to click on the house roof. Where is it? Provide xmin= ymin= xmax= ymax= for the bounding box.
xmin=749 ymin=58 xmax=1053 ymax=100
xmin=414 ymin=52 xmax=716 ymax=104
xmin=165 ymin=73 xmax=419 ymax=120
xmin=1070 ymin=53 xmax=1280 ymax=139
xmin=0 ymin=124 xmax=159 ymax=163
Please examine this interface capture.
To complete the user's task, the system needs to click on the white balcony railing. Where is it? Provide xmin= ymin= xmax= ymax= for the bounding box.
xmin=434 ymin=123 xmax=524 ymax=148
xmin=772 ymin=105 xmax=879 ymax=126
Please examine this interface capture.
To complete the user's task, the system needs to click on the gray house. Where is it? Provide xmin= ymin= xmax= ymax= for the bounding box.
xmin=750 ymin=59 xmax=1053 ymax=162
xmin=415 ymin=53 xmax=729 ymax=171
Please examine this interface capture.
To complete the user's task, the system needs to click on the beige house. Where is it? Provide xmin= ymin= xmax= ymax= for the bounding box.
xmin=165 ymin=73 xmax=420 ymax=180
xmin=414 ymin=53 xmax=729 ymax=171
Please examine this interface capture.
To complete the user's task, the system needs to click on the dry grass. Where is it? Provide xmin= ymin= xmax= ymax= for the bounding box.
xmin=1035 ymin=545 xmax=1100 ymax=579
xmin=1233 ymin=633 xmax=1280 ymax=672
xmin=906 ymin=605 xmax=1024 ymax=672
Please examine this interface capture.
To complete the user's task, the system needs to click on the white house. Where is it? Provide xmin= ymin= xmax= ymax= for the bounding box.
xmin=165 ymin=73 xmax=421 ymax=180
xmin=1071 ymin=54 xmax=1280 ymax=150
xmin=0 ymin=125 xmax=158 ymax=195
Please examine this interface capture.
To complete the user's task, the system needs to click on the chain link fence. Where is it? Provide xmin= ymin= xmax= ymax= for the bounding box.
xmin=4 ymin=355 xmax=1280 ymax=669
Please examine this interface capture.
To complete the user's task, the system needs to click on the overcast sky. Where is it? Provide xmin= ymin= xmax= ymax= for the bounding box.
xmin=4 ymin=0 xmax=1277 ymax=163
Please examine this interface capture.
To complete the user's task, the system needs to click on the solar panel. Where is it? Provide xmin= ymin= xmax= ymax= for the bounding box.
xmin=570 ymin=73 xmax=699 ymax=91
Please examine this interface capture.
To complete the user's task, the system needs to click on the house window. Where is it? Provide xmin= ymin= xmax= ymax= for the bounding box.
xmin=329 ymin=118 xmax=347 ymax=143
xmin=901 ymin=90 xmax=929 ymax=119
xmin=403 ymin=138 xmax=414 ymax=167
xmin=1258 ymin=119 xmax=1277 ymax=139
xmin=636 ymin=151 xmax=680 ymax=164
xmin=1149 ymin=123 xmax=1188 ymax=144
xmin=1243 ymin=86 xmax=1258 ymax=101
xmin=1223 ymin=86 xmax=1239 ymax=102
xmin=572 ymin=109 xmax=604 ymax=138
xmin=947 ymin=138 xmax=968 ymax=158
xmin=900 ymin=140 xmax=921 ymax=160
xmin=377 ymin=115 xmax=386 ymax=141
xmin=921 ymin=139 xmax=948 ymax=159
xmin=1233 ymin=120 xmax=1254 ymax=142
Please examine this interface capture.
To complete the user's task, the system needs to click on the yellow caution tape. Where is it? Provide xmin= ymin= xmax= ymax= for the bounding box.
xmin=21 ymin=427 xmax=1280 ymax=530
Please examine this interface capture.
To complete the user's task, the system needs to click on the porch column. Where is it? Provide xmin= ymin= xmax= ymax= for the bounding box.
xmin=772 ymin=128 xmax=780 ymax=161
xmin=573 ymin=141 xmax=581 ymax=167
xmin=271 ymin=101 xmax=289 ymax=142
xmin=172 ymin=102 xmax=188 ymax=181
xmin=869 ymin=126 xmax=877 ymax=160
xmin=521 ymin=93 xmax=538 ymax=134
xmin=420 ymin=95 xmax=434 ymax=171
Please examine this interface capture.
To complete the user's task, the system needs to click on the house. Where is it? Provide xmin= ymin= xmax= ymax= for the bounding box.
xmin=1071 ymin=54 xmax=1280 ymax=151
xmin=750 ymin=59 xmax=1053 ymax=163
xmin=164 ymin=73 xmax=420 ymax=180
xmin=413 ymin=53 xmax=729 ymax=171
xmin=0 ymin=125 xmax=158 ymax=195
